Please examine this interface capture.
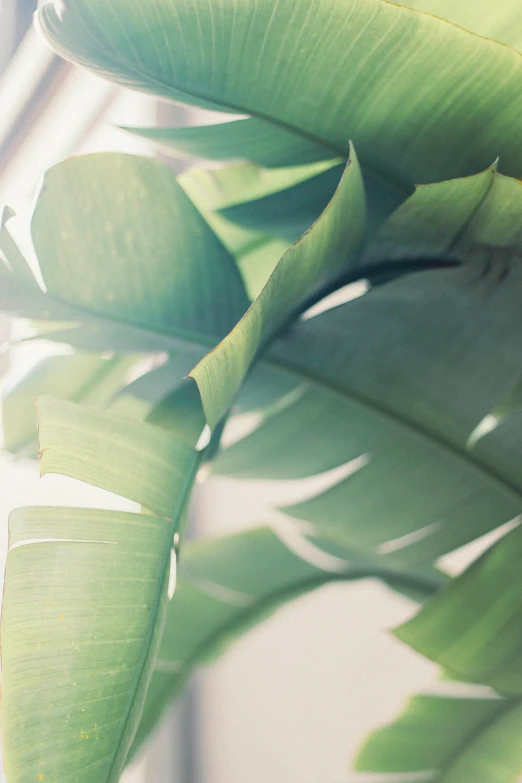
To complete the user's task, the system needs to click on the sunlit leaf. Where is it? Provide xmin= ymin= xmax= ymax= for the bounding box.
xmin=191 ymin=148 xmax=366 ymax=428
xmin=38 ymin=0 xmax=522 ymax=190
xmin=3 ymin=353 xmax=137 ymax=456
xmin=211 ymin=168 xmax=522 ymax=565
xmin=396 ymin=522 xmax=522 ymax=696
xmin=1 ymin=399 xmax=198 ymax=783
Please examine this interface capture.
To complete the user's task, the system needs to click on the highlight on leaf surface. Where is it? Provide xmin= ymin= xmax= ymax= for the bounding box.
xmin=38 ymin=0 xmax=522 ymax=188
xmin=1 ymin=398 xmax=199 ymax=783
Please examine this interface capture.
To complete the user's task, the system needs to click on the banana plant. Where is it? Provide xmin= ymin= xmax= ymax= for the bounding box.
xmin=0 ymin=0 xmax=521 ymax=780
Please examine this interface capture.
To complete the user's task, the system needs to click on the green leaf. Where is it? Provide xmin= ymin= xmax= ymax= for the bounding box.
xmin=32 ymin=153 xmax=248 ymax=340
xmin=396 ymin=521 xmax=522 ymax=696
xmin=1 ymin=399 xmax=198 ymax=783
xmin=37 ymin=397 xmax=197 ymax=518
xmin=363 ymin=164 xmax=496 ymax=264
xmin=235 ymin=236 xmax=291 ymax=300
xmin=180 ymin=158 xmax=403 ymax=261
xmin=110 ymin=349 xmax=206 ymax=414
xmin=180 ymin=158 xmax=343 ymax=245
xmin=123 ymin=116 xmax=334 ymax=168
xmin=129 ymin=526 xmax=445 ymax=756
xmin=397 ymin=0 xmax=522 ymax=51
xmin=145 ymin=382 xmax=206 ymax=448
xmin=212 ymin=168 xmax=522 ymax=565
xmin=38 ymin=0 xmax=522 ymax=190
xmin=355 ymin=690 xmax=522 ymax=783
xmin=1 ymin=508 xmax=176 ymax=783
xmin=3 ymin=353 xmax=138 ymax=456
xmin=0 ymin=207 xmax=37 ymax=283
xmin=217 ymin=161 xmax=345 ymax=243
xmin=0 ymin=154 xmax=248 ymax=353
xmin=274 ymin=263 xmax=522 ymax=563
xmin=191 ymin=147 xmax=366 ymax=428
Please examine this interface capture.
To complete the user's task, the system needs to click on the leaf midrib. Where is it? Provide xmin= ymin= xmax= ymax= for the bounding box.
xmin=26 ymin=281 xmax=220 ymax=352
xmin=46 ymin=268 xmax=522 ymax=517
xmin=38 ymin=5 xmax=413 ymax=198
xmin=105 ymin=460 xmax=198 ymax=783
xmin=39 ymin=0 xmax=522 ymax=199
xmin=265 ymin=353 xmax=522 ymax=509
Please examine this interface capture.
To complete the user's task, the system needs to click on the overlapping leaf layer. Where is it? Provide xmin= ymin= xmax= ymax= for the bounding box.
xmin=1 ymin=0 xmax=521 ymax=779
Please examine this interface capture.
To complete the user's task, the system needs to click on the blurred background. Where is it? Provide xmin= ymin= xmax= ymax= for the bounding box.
xmin=0 ymin=3 xmax=464 ymax=781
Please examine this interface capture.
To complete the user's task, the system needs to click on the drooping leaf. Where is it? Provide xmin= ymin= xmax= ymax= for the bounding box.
xmin=3 ymin=353 xmax=137 ymax=456
xmin=38 ymin=0 xmax=522 ymax=190
xmin=354 ymin=690 xmax=522 ymax=783
xmin=211 ymin=169 xmax=522 ymax=565
xmin=1 ymin=399 xmax=199 ymax=783
xmin=145 ymin=382 xmax=206 ymax=448
xmin=180 ymin=158 xmax=403 ymax=263
xmin=36 ymin=397 xmax=197 ymax=517
xmin=180 ymin=158 xmax=343 ymax=246
xmin=191 ymin=147 xmax=366 ymax=428
xmin=123 ymin=116 xmax=334 ymax=168
xmin=396 ymin=521 xmax=522 ymax=696
xmin=129 ymin=527 xmax=445 ymax=756
xmin=217 ymin=161 xmax=345 ymax=243
xmin=111 ymin=349 xmax=207 ymax=419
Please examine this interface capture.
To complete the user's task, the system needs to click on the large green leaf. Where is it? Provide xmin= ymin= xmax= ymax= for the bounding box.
xmin=355 ymin=690 xmax=522 ymax=783
xmin=180 ymin=156 xmax=403 ymax=269
xmin=3 ymin=353 xmax=138 ymax=456
xmin=396 ymin=521 xmax=522 ymax=696
xmin=191 ymin=148 xmax=366 ymax=428
xmin=38 ymin=0 xmax=522 ymax=190
xmin=1 ymin=399 xmax=199 ymax=783
xmin=213 ymin=165 xmax=499 ymax=477
xmin=130 ymin=526 xmax=445 ymax=756
xmin=0 ymin=154 xmax=248 ymax=353
xmin=32 ymin=153 xmax=248 ymax=340
xmin=123 ymin=116 xmax=334 ymax=168
xmin=275 ymin=260 xmax=522 ymax=562
xmin=36 ymin=397 xmax=197 ymax=516
xmin=145 ymin=382 xmax=206 ymax=448
xmin=213 ymin=169 xmax=522 ymax=565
